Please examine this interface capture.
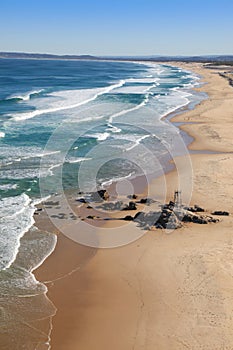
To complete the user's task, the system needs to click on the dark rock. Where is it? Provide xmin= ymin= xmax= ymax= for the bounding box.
xmin=122 ymin=215 xmax=134 ymax=221
xmin=128 ymin=201 xmax=137 ymax=210
xmin=138 ymin=198 xmax=156 ymax=205
xmin=76 ymin=197 xmax=87 ymax=203
xmin=182 ymin=213 xmax=193 ymax=222
xmin=87 ymin=215 xmax=95 ymax=219
xmin=133 ymin=211 xmax=144 ymax=220
xmin=154 ymin=207 xmax=185 ymax=229
xmin=128 ymin=194 xmax=138 ymax=199
xmin=51 ymin=213 xmax=67 ymax=219
xmin=163 ymin=201 xmax=175 ymax=211
xmin=182 ymin=212 xmax=218 ymax=224
xmin=87 ymin=205 xmax=92 ymax=209
xmin=197 ymin=217 xmax=208 ymax=224
xmin=69 ymin=214 xmax=77 ymax=220
xmin=155 ymin=209 xmax=172 ymax=228
xmin=185 ymin=205 xmax=205 ymax=212
xmin=134 ymin=211 xmax=160 ymax=227
xmin=122 ymin=201 xmax=137 ymax=211
xmin=166 ymin=218 xmax=182 ymax=229
xmin=211 ymin=211 xmax=229 ymax=216
xmin=98 ymin=189 xmax=109 ymax=200
xmin=139 ymin=198 xmax=147 ymax=204
xmin=168 ymin=201 xmax=175 ymax=210
xmin=98 ymin=201 xmax=124 ymax=211
xmin=211 ymin=218 xmax=219 ymax=223
xmin=194 ymin=205 xmax=205 ymax=212
xmin=156 ymin=223 xmax=164 ymax=229
xmin=90 ymin=189 xmax=109 ymax=202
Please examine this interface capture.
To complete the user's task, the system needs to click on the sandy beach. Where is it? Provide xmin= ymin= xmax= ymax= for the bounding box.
xmin=35 ymin=62 xmax=233 ymax=349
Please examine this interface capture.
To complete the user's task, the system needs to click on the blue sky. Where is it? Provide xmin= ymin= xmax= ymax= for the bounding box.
xmin=1 ymin=0 xmax=233 ymax=56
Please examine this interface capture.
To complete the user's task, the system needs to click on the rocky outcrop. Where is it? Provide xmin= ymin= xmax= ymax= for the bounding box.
xmin=138 ymin=198 xmax=156 ymax=205
xmin=155 ymin=209 xmax=182 ymax=229
xmin=182 ymin=212 xmax=219 ymax=224
xmin=132 ymin=206 xmax=219 ymax=230
xmin=90 ymin=189 xmax=109 ymax=202
xmin=122 ymin=215 xmax=134 ymax=221
xmin=184 ymin=205 xmax=205 ymax=212
xmin=122 ymin=201 xmax=137 ymax=211
xmin=211 ymin=211 xmax=229 ymax=216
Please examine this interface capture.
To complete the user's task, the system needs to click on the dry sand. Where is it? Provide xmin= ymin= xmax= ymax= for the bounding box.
xmin=35 ymin=63 xmax=233 ymax=350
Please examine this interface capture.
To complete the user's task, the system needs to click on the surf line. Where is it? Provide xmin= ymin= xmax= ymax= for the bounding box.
xmin=12 ymin=80 xmax=126 ymax=122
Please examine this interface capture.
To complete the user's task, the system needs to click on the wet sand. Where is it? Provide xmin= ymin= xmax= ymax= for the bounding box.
xmin=35 ymin=62 xmax=233 ymax=349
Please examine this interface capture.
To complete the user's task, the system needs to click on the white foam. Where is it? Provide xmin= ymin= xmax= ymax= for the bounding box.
xmin=0 ymin=183 xmax=18 ymax=191
xmin=125 ymin=134 xmax=151 ymax=151
xmin=126 ymin=77 xmax=160 ymax=84
xmin=0 ymin=194 xmax=35 ymax=269
xmin=95 ymin=132 xmax=110 ymax=141
xmin=11 ymin=81 xmax=125 ymax=121
xmin=0 ymin=146 xmax=61 ymax=168
xmin=107 ymin=123 xmax=122 ymax=133
xmin=0 ymin=167 xmax=59 ymax=179
xmin=14 ymin=89 xmax=44 ymax=101
xmin=48 ymin=163 xmax=62 ymax=175
xmin=65 ymin=157 xmax=92 ymax=164
xmin=39 ymin=150 xmax=61 ymax=157
xmin=0 ymin=131 xmax=5 ymax=138
xmin=101 ymin=172 xmax=135 ymax=188
xmin=0 ymin=193 xmax=55 ymax=271
xmin=65 ymin=114 xmax=106 ymax=124
xmin=159 ymin=89 xmax=191 ymax=119
xmin=32 ymin=195 xmax=51 ymax=206
xmin=30 ymin=233 xmax=57 ymax=273
xmin=8 ymin=89 xmax=44 ymax=102
xmin=85 ymin=132 xmax=110 ymax=141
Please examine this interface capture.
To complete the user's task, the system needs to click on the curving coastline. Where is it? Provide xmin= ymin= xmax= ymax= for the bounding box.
xmin=34 ymin=62 xmax=233 ymax=350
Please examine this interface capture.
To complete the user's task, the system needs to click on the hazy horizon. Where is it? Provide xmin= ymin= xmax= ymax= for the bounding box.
xmin=1 ymin=51 xmax=233 ymax=58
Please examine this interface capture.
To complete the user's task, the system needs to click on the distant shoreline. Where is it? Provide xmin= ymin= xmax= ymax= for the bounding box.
xmin=1 ymin=51 xmax=233 ymax=64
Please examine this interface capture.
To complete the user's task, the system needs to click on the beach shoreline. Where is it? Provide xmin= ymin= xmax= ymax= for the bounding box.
xmin=34 ymin=62 xmax=233 ymax=349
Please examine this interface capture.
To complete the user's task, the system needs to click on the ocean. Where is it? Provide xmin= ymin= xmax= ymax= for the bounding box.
xmin=0 ymin=58 xmax=204 ymax=349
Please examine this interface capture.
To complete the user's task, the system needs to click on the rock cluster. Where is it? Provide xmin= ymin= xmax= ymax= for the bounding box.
xmin=155 ymin=204 xmax=219 ymax=229
xmin=73 ymin=190 xmax=226 ymax=231
xmin=121 ymin=201 xmax=220 ymax=230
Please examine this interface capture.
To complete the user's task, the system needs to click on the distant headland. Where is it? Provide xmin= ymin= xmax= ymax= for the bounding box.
xmin=0 ymin=51 xmax=233 ymax=64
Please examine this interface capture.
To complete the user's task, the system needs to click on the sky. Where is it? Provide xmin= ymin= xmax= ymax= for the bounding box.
xmin=1 ymin=0 xmax=233 ymax=56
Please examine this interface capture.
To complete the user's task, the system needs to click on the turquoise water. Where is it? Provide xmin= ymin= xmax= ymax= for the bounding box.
xmin=0 ymin=58 xmax=203 ymax=349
